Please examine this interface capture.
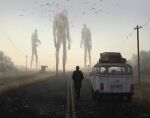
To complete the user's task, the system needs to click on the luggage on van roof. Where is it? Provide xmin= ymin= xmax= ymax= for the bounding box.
xmin=99 ymin=52 xmax=126 ymax=63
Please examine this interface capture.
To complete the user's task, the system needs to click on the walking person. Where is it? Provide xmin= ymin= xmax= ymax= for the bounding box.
xmin=72 ymin=66 xmax=84 ymax=99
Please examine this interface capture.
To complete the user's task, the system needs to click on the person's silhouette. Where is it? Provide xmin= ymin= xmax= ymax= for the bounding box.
xmin=72 ymin=66 xmax=84 ymax=99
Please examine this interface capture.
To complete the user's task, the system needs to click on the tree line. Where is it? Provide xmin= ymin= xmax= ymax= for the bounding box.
xmin=128 ymin=50 xmax=150 ymax=76
xmin=0 ymin=51 xmax=14 ymax=72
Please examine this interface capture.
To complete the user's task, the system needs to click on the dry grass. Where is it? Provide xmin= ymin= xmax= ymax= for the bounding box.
xmin=0 ymin=72 xmax=55 ymax=95
xmin=133 ymin=76 xmax=150 ymax=107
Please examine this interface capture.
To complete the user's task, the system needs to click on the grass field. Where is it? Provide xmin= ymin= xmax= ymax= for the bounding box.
xmin=0 ymin=72 xmax=55 ymax=95
xmin=133 ymin=75 xmax=150 ymax=107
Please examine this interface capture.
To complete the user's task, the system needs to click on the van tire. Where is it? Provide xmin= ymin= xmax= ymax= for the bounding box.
xmin=91 ymin=86 xmax=97 ymax=100
xmin=127 ymin=95 xmax=132 ymax=102
xmin=121 ymin=95 xmax=132 ymax=102
xmin=98 ymin=94 xmax=102 ymax=101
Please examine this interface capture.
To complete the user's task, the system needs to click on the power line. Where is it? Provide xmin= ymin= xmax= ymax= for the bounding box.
xmin=120 ymin=18 xmax=150 ymax=50
xmin=126 ymin=30 xmax=135 ymax=39
xmin=141 ymin=19 xmax=150 ymax=28
xmin=3 ymin=32 xmax=29 ymax=69
xmin=0 ymin=23 xmax=26 ymax=56
xmin=26 ymin=55 xmax=28 ymax=70
xmin=120 ymin=30 xmax=135 ymax=50
xmin=5 ymin=34 xmax=26 ymax=56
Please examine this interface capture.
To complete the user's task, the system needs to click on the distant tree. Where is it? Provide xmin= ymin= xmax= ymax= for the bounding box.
xmin=140 ymin=50 xmax=150 ymax=70
xmin=128 ymin=50 xmax=150 ymax=75
xmin=0 ymin=51 xmax=14 ymax=72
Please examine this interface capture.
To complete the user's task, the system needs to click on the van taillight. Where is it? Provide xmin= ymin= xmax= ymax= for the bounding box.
xmin=100 ymin=83 xmax=104 ymax=91
xmin=131 ymin=84 xmax=134 ymax=92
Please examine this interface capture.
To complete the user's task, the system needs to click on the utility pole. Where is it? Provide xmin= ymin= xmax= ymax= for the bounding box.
xmin=26 ymin=55 xmax=28 ymax=71
xmin=39 ymin=61 xmax=40 ymax=70
xmin=134 ymin=25 xmax=142 ymax=88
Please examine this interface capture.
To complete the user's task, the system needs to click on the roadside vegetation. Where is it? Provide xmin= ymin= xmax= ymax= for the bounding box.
xmin=128 ymin=50 xmax=150 ymax=105
xmin=0 ymin=51 xmax=14 ymax=72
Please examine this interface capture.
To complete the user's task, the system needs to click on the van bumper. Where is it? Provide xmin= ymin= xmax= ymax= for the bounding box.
xmin=99 ymin=92 xmax=134 ymax=96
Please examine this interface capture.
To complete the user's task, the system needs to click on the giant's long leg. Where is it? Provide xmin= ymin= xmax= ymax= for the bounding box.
xmin=84 ymin=47 xmax=87 ymax=68
xmin=30 ymin=51 xmax=33 ymax=67
xmin=56 ymin=48 xmax=59 ymax=76
xmin=35 ymin=49 xmax=38 ymax=69
xmin=88 ymin=47 xmax=91 ymax=67
xmin=55 ymin=39 xmax=61 ymax=76
xmin=63 ymin=39 xmax=67 ymax=75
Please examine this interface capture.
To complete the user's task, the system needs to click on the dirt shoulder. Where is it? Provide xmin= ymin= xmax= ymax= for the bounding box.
xmin=0 ymin=72 xmax=54 ymax=94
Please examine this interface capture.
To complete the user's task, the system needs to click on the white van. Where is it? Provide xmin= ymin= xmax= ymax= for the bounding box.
xmin=90 ymin=63 xmax=134 ymax=101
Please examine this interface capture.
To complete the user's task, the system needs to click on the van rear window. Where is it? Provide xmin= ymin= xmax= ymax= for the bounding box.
xmin=93 ymin=66 xmax=132 ymax=75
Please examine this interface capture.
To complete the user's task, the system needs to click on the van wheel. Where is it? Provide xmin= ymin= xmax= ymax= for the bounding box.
xmin=98 ymin=94 xmax=102 ymax=101
xmin=127 ymin=95 xmax=132 ymax=102
xmin=120 ymin=96 xmax=125 ymax=101
xmin=91 ymin=86 xmax=97 ymax=100
xmin=121 ymin=95 xmax=132 ymax=102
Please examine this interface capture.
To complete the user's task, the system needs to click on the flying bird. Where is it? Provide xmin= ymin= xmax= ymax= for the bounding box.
xmin=34 ymin=1 xmax=38 ymax=4
xmin=22 ymin=9 xmax=26 ymax=12
xmin=116 ymin=3 xmax=119 ymax=7
xmin=46 ymin=3 xmax=50 ymax=6
xmin=82 ymin=12 xmax=85 ymax=15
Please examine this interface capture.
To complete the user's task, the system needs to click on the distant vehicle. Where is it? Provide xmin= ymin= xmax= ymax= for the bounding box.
xmin=90 ymin=52 xmax=134 ymax=101
xmin=40 ymin=65 xmax=48 ymax=72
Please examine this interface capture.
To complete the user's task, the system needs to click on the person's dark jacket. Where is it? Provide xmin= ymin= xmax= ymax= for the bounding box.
xmin=72 ymin=70 xmax=84 ymax=89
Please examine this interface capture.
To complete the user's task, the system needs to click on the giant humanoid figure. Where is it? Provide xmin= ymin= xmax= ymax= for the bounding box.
xmin=30 ymin=29 xmax=41 ymax=68
xmin=53 ymin=10 xmax=71 ymax=76
xmin=80 ymin=24 xmax=92 ymax=68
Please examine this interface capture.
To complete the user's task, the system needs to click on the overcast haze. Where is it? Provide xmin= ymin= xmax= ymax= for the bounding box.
xmin=0 ymin=0 xmax=150 ymax=70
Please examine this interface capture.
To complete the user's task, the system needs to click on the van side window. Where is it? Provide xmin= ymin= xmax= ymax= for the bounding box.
xmin=96 ymin=67 xmax=99 ymax=74
xmin=92 ymin=67 xmax=100 ymax=75
xmin=109 ymin=66 xmax=125 ymax=75
xmin=125 ymin=67 xmax=132 ymax=75
xmin=100 ymin=67 xmax=105 ymax=74
xmin=100 ymin=66 xmax=109 ymax=75
xmin=97 ymin=66 xmax=132 ymax=75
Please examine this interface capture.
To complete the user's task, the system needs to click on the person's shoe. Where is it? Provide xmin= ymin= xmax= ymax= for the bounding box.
xmin=77 ymin=94 xmax=80 ymax=99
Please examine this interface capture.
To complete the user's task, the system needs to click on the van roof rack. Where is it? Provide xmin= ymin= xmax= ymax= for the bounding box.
xmin=99 ymin=52 xmax=126 ymax=63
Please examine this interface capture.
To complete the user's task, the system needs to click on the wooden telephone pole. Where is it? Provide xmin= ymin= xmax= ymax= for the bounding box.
xmin=26 ymin=55 xmax=28 ymax=71
xmin=134 ymin=25 xmax=142 ymax=87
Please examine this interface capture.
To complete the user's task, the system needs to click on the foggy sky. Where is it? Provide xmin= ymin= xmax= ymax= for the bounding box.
xmin=0 ymin=0 xmax=150 ymax=70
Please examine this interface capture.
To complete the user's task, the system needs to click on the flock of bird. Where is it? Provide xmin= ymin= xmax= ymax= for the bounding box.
xmin=19 ymin=0 xmax=120 ymax=26
xmin=20 ymin=0 xmax=150 ymax=41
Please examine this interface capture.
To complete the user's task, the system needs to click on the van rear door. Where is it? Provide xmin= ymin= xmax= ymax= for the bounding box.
xmin=105 ymin=66 xmax=128 ymax=93
xmin=107 ymin=75 xmax=127 ymax=93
